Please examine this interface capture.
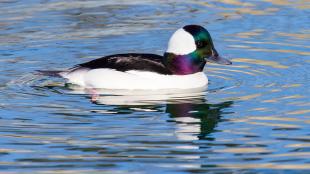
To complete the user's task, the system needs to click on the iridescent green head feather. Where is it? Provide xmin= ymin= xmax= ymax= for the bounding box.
xmin=164 ymin=25 xmax=231 ymax=75
xmin=183 ymin=25 xmax=214 ymax=59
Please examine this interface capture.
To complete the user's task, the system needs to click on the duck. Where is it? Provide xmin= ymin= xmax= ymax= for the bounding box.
xmin=41 ymin=25 xmax=231 ymax=89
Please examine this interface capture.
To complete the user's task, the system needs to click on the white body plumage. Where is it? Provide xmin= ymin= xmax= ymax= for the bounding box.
xmin=60 ymin=69 xmax=208 ymax=90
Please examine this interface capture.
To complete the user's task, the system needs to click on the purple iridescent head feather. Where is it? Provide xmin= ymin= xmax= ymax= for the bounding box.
xmin=164 ymin=25 xmax=231 ymax=75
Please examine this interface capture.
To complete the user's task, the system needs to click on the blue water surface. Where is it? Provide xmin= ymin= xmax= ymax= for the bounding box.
xmin=0 ymin=0 xmax=309 ymax=173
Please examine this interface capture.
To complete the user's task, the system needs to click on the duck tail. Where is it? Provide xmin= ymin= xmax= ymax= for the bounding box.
xmin=35 ymin=70 xmax=63 ymax=77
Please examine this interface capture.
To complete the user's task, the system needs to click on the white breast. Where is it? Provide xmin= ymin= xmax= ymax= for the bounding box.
xmin=61 ymin=68 xmax=208 ymax=90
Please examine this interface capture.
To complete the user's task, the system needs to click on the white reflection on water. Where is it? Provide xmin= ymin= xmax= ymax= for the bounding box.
xmin=69 ymin=87 xmax=207 ymax=105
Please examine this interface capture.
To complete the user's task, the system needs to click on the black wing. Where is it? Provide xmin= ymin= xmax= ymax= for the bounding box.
xmin=77 ymin=53 xmax=172 ymax=75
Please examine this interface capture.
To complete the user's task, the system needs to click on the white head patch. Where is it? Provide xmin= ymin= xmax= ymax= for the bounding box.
xmin=166 ymin=28 xmax=196 ymax=55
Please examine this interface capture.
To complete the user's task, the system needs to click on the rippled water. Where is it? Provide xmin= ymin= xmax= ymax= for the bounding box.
xmin=0 ymin=0 xmax=310 ymax=173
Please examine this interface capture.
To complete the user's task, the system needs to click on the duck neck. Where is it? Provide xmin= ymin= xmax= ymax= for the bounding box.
xmin=163 ymin=52 xmax=206 ymax=75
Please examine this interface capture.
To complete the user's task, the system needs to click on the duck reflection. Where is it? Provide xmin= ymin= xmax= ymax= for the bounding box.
xmin=88 ymin=88 xmax=233 ymax=141
xmin=167 ymin=100 xmax=233 ymax=141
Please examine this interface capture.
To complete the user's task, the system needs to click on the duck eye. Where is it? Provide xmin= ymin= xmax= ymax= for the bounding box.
xmin=196 ymin=40 xmax=206 ymax=49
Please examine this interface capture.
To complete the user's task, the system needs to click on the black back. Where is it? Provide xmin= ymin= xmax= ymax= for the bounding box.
xmin=77 ymin=53 xmax=172 ymax=75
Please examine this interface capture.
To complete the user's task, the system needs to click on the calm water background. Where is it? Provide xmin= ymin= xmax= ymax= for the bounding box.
xmin=0 ymin=0 xmax=309 ymax=173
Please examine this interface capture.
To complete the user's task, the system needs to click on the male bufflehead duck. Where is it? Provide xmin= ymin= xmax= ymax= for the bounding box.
xmin=45 ymin=25 xmax=231 ymax=89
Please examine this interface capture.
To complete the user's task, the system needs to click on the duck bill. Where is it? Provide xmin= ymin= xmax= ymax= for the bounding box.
xmin=205 ymin=48 xmax=232 ymax=65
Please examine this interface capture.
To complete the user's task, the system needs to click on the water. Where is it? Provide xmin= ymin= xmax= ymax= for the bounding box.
xmin=0 ymin=0 xmax=309 ymax=173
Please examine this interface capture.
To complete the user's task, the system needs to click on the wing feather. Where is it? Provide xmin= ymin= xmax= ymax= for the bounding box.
xmin=77 ymin=53 xmax=171 ymax=75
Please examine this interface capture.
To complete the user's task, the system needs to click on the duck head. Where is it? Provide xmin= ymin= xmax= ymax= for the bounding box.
xmin=164 ymin=25 xmax=231 ymax=75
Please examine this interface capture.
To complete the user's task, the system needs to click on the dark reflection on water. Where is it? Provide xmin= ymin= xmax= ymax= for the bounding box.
xmin=1 ymin=0 xmax=310 ymax=173
xmin=167 ymin=100 xmax=233 ymax=140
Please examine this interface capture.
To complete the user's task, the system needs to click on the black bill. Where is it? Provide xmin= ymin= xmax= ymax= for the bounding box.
xmin=205 ymin=48 xmax=232 ymax=65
